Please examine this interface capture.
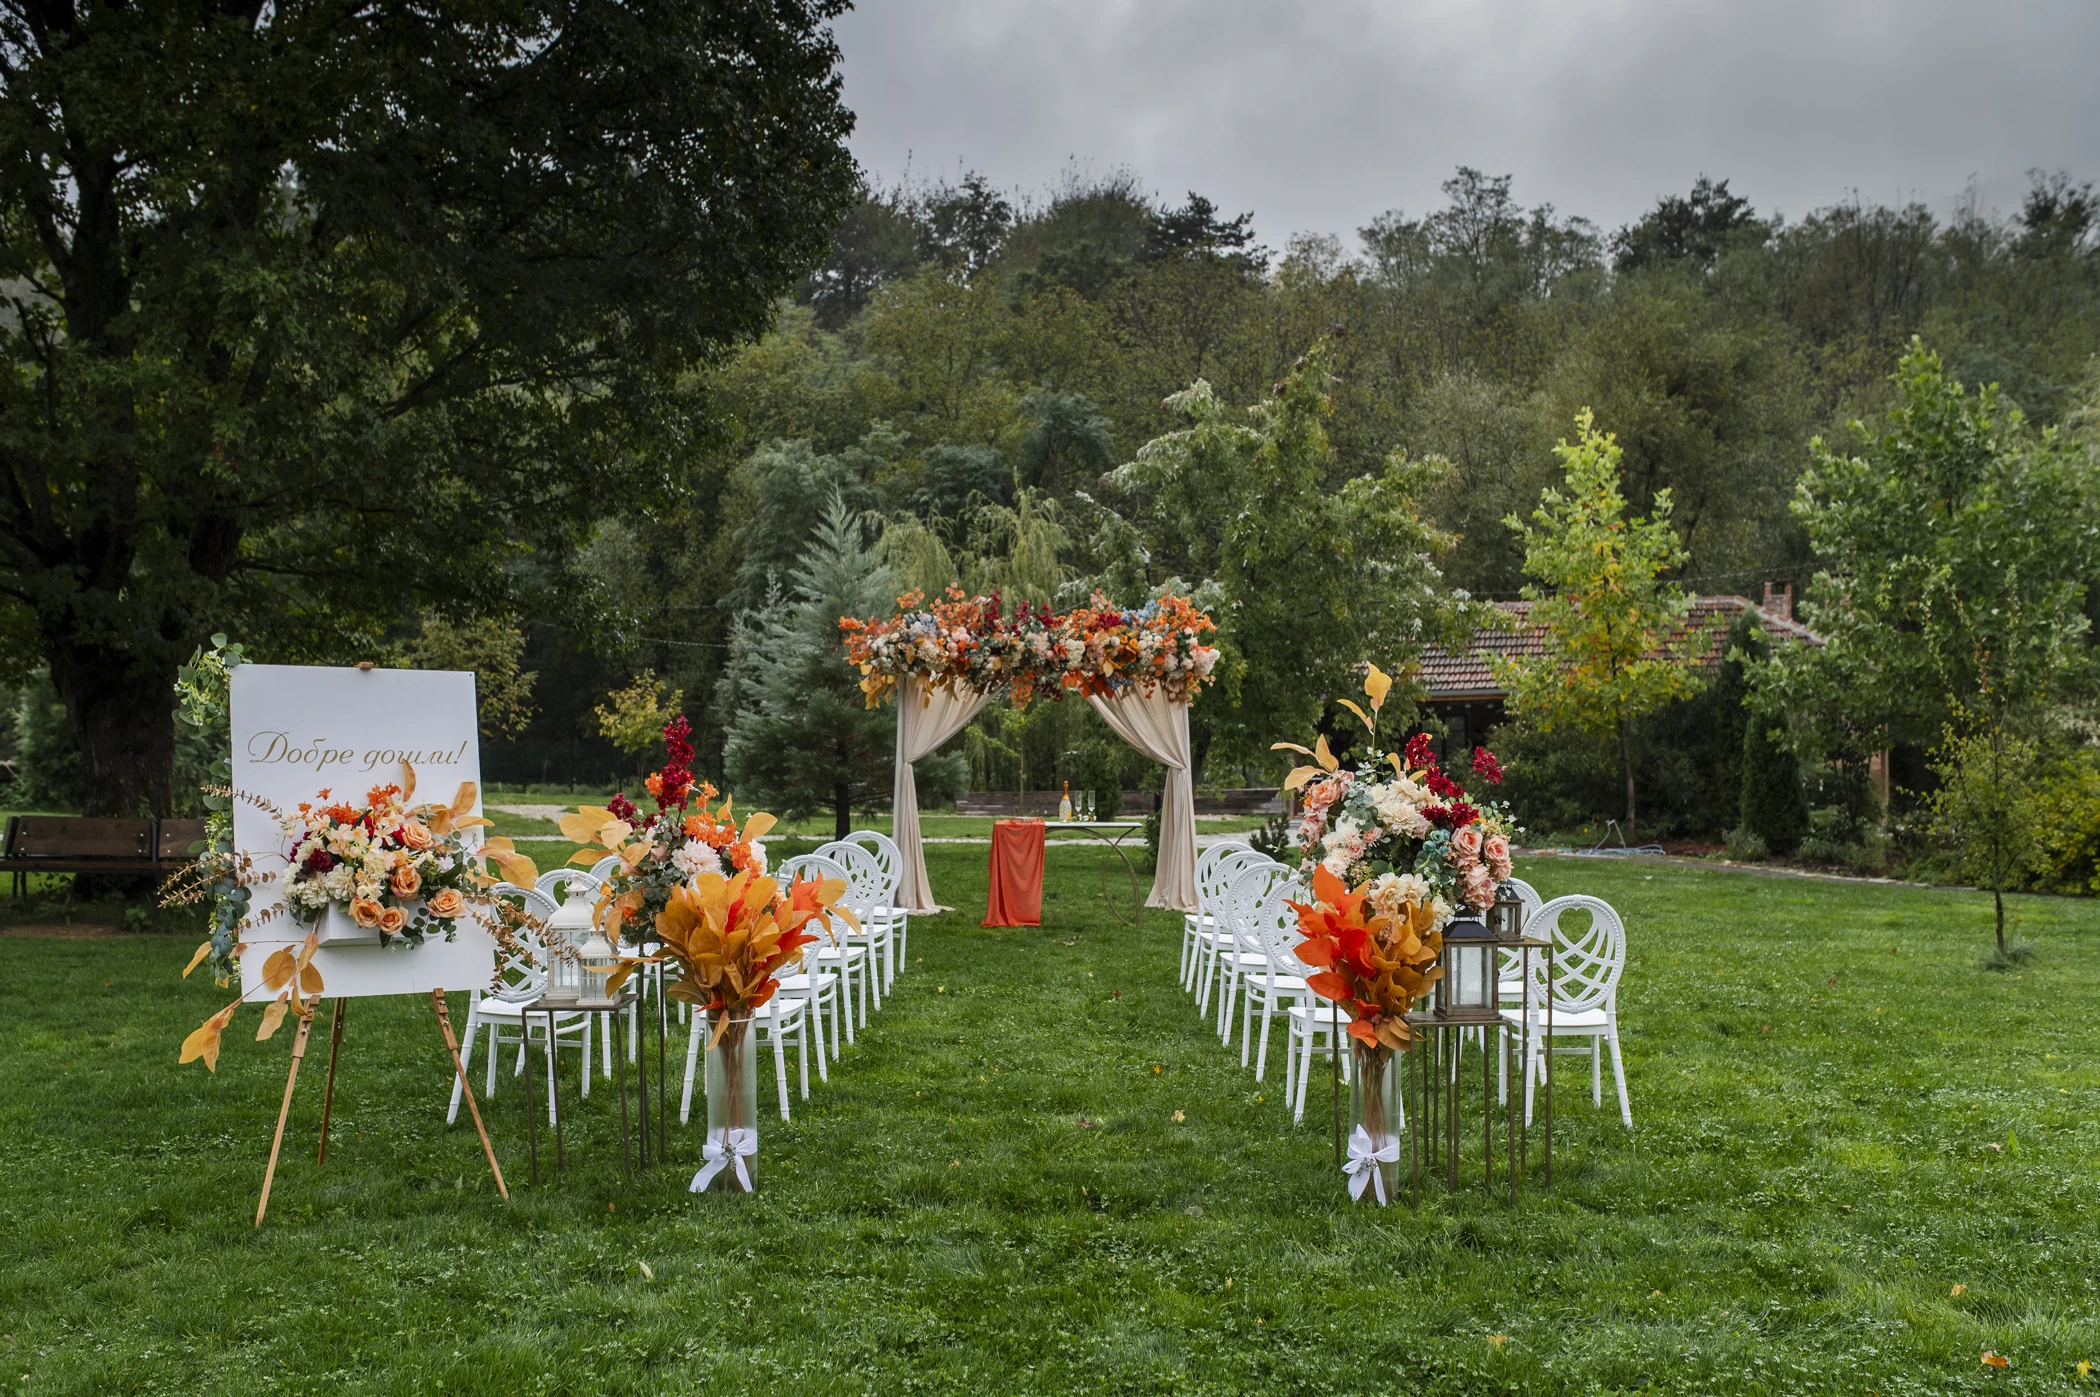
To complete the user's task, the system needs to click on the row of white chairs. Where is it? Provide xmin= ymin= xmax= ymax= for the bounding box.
xmin=444 ymin=829 xmax=909 ymax=1130
xmin=1181 ymin=842 xmax=1634 ymax=1129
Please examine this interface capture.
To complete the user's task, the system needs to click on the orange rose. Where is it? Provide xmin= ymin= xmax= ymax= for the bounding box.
xmin=426 ymin=888 xmax=465 ymax=919
xmin=390 ymin=863 xmax=422 ymax=898
xmin=400 ymin=819 xmax=434 ymax=850
xmin=349 ymin=897 xmax=385 ymax=928
xmin=378 ymin=906 xmax=408 ymax=935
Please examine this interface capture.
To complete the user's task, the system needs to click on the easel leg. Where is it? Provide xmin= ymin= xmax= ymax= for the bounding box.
xmin=317 ymin=998 xmax=347 ymax=1165
xmin=431 ymin=989 xmax=509 ymax=1202
xmin=256 ymin=1012 xmax=316 ymax=1228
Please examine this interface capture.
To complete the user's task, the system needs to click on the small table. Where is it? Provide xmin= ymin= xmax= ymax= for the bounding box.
xmin=517 ymin=990 xmax=663 ymax=1187
xmin=1041 ymin=820 xmax=1146 ymax=926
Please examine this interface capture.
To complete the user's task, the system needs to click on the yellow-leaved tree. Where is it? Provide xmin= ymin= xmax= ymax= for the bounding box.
xmin=1493 ymin=411 xmax=1711 ymax=839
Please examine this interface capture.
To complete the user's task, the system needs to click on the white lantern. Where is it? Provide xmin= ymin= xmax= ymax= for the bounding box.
xmin=542 ymin=893 xmax=594 ymax=1005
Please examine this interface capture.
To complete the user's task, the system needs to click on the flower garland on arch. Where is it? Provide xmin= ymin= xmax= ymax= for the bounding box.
xmin=839 ymin=589 xmax=1221 ymax=709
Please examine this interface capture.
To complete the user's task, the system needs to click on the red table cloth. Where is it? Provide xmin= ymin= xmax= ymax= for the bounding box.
xmin=983 ymin=819 xmax=1045 ymax=927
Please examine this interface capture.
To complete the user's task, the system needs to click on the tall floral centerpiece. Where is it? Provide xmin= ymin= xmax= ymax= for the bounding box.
xmin=655 ymin=868 xmax=851 ymax=1193
xmin=1274 ymin=664 xmax=1516 ymax=1203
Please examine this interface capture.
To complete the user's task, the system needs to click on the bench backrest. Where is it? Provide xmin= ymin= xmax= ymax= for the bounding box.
xmin=156 ymin=819 xmax=209 ymax=861
xmin=6 ymin=816 xmax=154 ymax=859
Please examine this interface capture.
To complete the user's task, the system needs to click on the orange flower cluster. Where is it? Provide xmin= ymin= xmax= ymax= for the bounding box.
xmin=650 ymin=868 xmax=854 ymax=1042
xmin=1288 ymin=864 xmax=1444 ymax=1052
xmin=840 ymin=588 xmax=1220 ymax=709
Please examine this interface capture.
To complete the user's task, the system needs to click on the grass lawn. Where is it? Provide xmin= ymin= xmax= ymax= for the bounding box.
xmin=1 ymin=853 xmax=2095 ymax=1395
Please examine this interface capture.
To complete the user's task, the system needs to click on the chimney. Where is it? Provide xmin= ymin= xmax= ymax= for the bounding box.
xmin=1762 ymin=580 xmax=1793 ymax=623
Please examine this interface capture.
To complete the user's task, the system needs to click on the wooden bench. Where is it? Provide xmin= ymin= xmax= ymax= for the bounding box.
xmin=2 ymin=816 xmax=210 ymax=895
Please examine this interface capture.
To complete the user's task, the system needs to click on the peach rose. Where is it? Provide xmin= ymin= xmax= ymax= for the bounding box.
xmin=349 ymin=897 xmax=385 ymax=928
xmin=390 ymin=863 xmax=422 ymax=898
xmin=378 ymin=906 xmax=408 ymax=936
xmin=1462 ymin=862 xmax=1497 ymax=910
xmin=1450 ymin=825 xmax=1485 ymax=863
xmin=1484 ymin=833 xmax=1512 ymax=880
xmin=426 ymin=887 xmax=465 ymax=919
xmin=400 ymin=819 xmax=434 ymax=850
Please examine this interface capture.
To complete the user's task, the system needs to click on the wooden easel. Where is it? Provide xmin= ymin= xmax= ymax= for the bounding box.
xmin=254 ymin=988 xmax=509 ymax=1227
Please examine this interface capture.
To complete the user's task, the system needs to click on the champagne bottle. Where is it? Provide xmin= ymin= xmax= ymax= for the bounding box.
xmin=1059 ymin=780 xmax=1073 ymax=821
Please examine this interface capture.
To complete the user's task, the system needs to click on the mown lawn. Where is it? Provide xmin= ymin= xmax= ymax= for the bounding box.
xmin=0 ymin=851 xmax=2095 ymax=1395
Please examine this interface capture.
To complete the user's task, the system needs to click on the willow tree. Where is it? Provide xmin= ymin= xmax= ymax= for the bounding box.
xmin=1495 ymin=410 xmax=1709 ymax=838
xmin=0 ymin=1 xmax=857 ymax=814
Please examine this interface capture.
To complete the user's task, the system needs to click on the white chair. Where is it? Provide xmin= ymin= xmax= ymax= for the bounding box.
xmin=446 ymin=884 xmax=595 ymax=1125
xmin=1503 ymin=895 xmax=1632 ymax=1127
xmin=816 ymin=839 xmax=897 ymax=998
xmin=589 ymin=852 xmax=623 ymax=882
xmin=1286 ymin=1000 xmax=1357 ymax=1124
xmin=1235 ymin=868 xmax=1312 ymax=1081
xmin=843 ymin=829 xmax=909 ymax=970
xmin=1195 ymin=849 xmax=1272 ymax=1018
xmin=534 ymin=868 xmax=630 ymax=1076
xmin=1496 ymin=876 xmax=1547 ymax=1005
xmin=680 ymin=996 xmax=812 ymax=1124
xmin=1211 ymin=861 xmax=1286 ymax=1047
xmin=775 ymin=852 xmax=870 ymax=1043
xmin=1184 ymin=843 xmax=1257 ymax=994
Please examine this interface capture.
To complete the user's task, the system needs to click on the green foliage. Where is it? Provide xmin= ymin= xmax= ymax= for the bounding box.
xmin=7 ymin=671 xmax=85 ymax=813
xmin=0 ymin=1 xmax=858 ymax=814
xmin=1496 ymin=410 xmax=1709 ymax=834
xmin=1930 ymin=718 xmax=2048 ymax=951
xmin=1754 ymin=342 xmax=2100 ymax=764
xmin=594 ymin=673 xmax=685 ymax=758
xmin=1739 ymin=714 xmax=1810 ymax=856
xmin=721 ymin=495 xmax=923 ymax=839
xmin=395 ymin=616 xmax=538 ymax=740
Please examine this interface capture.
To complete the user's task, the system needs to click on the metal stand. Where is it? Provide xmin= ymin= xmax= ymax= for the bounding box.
xmin=1042 ymin=820 xmax=1146 ymax=926
xmin=518 ymin=992 xmax=646 ymax=1186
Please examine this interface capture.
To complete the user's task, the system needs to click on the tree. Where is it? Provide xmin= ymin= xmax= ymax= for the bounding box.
xmin=1495 ymin=410 xmax=1709 ymax=838
xmin=1106 ymin=340 xmax=1474 ymax=779
xmin=397 ymin=614 xmax=538 ymax=740
xmin=1930 ymin=719 xmax=2044 ymax=957
xmin=720 ymin=494 xmax=898 ymax=839
xmin=1751 ymin=342 xmax=2098 ymax=766
xmin=0 ymin=1 xmax=858 ymax=815
xmin=1612 ymin=176 xmax=1766 ymax=274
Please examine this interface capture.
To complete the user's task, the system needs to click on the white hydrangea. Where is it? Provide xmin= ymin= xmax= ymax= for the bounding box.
xmin=671 ymin=839 xmax=722 ymax=879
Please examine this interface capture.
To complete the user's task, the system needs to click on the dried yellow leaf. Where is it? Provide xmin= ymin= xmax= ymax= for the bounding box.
xmin=1364 ymin=663 xmax=1392 ymax=710
xmin=183 ymin=941 xmax=213 ymax=978
xmin=741 ymin=812 xmax=777 ymax=843
xmin=262 ymin=946 xmax=297 ymax=992
xmin=1314 ymin=734 xmax=1338 ymax=772
xmin=256 ymin=996 xmax=290 ymax=1041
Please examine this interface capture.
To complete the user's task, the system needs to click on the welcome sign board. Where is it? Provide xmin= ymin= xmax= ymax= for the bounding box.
xmin=231 ymin=664 xmax=500 ymax=998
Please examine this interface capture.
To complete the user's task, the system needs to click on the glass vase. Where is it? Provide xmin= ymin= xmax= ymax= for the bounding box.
xmin=701 ymin=1012 xmax=759 ymax=1193
xmin=1348 ymin=1042 xmax=1403 ymax=1206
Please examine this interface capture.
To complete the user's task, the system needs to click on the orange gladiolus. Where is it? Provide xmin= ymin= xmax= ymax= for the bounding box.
xmin=1288 ymin=864 xmax=1443 ymax=1052
xmin=652 ymin=869 xmax=855 ymax=1035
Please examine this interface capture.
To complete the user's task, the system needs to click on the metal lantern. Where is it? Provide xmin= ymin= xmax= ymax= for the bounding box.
xmin=575 ymin=916 xmax=619 ymax=1007
xmin=542 ymin=893 xmax=593 ymax=1004
xmin=1487 ymin=887 xmax=1526 ymax=942
xmin=1435 ymin=913 xmax=1499 ymax=1020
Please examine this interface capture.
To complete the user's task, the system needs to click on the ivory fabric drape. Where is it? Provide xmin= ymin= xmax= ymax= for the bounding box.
xmin=893 ymin=675 xmax=991 ymax=913
xmin=1086 ymin=688 xmax=1198 ymax=912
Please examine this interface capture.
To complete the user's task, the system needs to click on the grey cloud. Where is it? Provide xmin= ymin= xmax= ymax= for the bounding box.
xmin=831 ymin=0 xmax=2100 ymax=241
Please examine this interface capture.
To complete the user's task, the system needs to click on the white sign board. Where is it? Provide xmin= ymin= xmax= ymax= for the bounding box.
xmin=231 ymin=664 xmax=499 ymax=999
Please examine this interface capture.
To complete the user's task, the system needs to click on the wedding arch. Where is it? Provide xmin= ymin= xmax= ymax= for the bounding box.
xmin=841 ymin=590 xmax=1221 ymax=915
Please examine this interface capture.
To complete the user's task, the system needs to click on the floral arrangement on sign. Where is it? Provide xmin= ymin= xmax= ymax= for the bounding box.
xmin=1275 ymin=664 xmax=1516 ymax=931
xmin=557 ymin=716 xmax=773 ymax=948
xmin=839 ymin=589 xmax=1220 ymax=709
xmin=162 ymin=637 xmax=541 ymax=1072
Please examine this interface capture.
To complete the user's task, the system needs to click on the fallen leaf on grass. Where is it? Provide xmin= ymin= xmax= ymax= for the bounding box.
xmin=1951 ymin=1284 xmax=1966 ymax=1297
xmin=1152 ymin=1065 xmax=1162 ymax=1075
xmin=1650 ymin=1290 xmax=1663 ymax=1297
xmin=1184 ymin=1205 xmax=1203 ymax=1218
xmin=1487 ymin=1335 xmax=1508 ymax=1347
xmin=1077 ymin=1117 xmax=1096 ymax=1129
xmin=637 ymin=1261 xmax=654 ymax=1281
xmin=1173 ymin=1110 xmax=1185 ymax=1122
xmin=1982 ymin=1351 xmax=2008 ymax=1368
xmin=2074 ymin=1358 xmax=2090 ymax=1379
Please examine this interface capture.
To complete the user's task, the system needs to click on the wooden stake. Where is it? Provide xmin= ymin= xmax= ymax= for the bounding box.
xmin=255 ymin=1011 xmax=315 ymax=1228
xmin=431 ymin=989 xmax=509 ymax=1202
xmin=316 ymin=998 xmax=347 ymax=1165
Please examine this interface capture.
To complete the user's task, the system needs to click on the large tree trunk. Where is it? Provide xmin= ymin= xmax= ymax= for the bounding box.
xmin=1619 ymin=721 xmax=1637 ymax=842
xmin=1994 ymin=889 xmax=2006 ymax=953
xmin=833 ymin=777 xmax=851 ymax=843
xmin=46 ymin=641 xmax=178 ymax=818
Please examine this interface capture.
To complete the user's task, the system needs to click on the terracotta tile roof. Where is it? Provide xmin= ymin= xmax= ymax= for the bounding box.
xmin=1419 ymin=596 xmax=1823 ymax=701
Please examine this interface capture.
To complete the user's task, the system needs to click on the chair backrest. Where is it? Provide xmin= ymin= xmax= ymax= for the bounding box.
xmin=535 ymin=868 xmax=600 ymax=906
xmin=843 ymin=829 xmax=904 ymax=903
xmin=1520 ymin=894 xmax=1626 ymax=1015
xmin=485 ymin=882 xmax=556 ymax=1004
xmin=589 ymin=853 xmax=623 ymax=882
xmin=774 ymin=853 xmax=851 ymax=947
xmin=1220 ymin=860 xmax=1290 ymax=962
xmin=1239 ymin=868 xmax=1309 ymax=979
xmin=1505 ymin=877 xmax=1545 ymax=927
xmin=815 ymin=839 xmax=893 ymax=907
xmin=1195 ymin=843 xmax=1264 ymax=916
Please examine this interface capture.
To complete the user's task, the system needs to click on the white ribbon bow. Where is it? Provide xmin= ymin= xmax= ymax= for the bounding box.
xmin=690 ymin=1126 xmax=757 ymax=1193
xmin=1344 ymin=1124 xmax=1400 ymax=1206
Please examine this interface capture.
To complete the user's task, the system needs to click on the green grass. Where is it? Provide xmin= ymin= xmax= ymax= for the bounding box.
xmin=1 ymin=854 xmax=2096 ymax=1394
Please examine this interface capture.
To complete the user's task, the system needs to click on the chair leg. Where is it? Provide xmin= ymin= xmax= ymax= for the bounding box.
xmin=1592 ymin=1037 xmax=1602 ymax=1108
xmin=545 ymin=1029 xmax=559 ymax=1126
xmin=797 ymin=1015 xmax=810 ymax=1100
xmin=1608 ymin=1022 xmax=1633 ymax=1127
xmin=580 ymin=1014 xmax=592 ymax=1100
xmin=680 ymin=1016 xmax=702 ymax=1125
xmin=773 ymin=1023 xmax=791 ymax=1121
xmin=1293 ymin=1028 xmax=1313 ymax=1125
xmin=1253 ymin=999 xmax=1275 ymax=1081
xmin=810 ymin=992 xmax=829 ymax=1082
xmin=601 ymin=1012 xmax=614 ymax=1079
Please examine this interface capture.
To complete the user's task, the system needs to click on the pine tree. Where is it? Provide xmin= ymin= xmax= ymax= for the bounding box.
xmin=1738 ymin=714 xmax=1808 ymax=856
xmin=720 ymin=494 xmax=900 ymax=840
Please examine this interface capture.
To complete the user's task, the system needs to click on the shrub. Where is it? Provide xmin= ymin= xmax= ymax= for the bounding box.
xmin=1739 ymin=716 xmax=1808 ymax=854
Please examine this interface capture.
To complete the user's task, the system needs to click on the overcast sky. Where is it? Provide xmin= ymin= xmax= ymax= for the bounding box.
xmin=831 ymin=0 xmax=2100 ymax=248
